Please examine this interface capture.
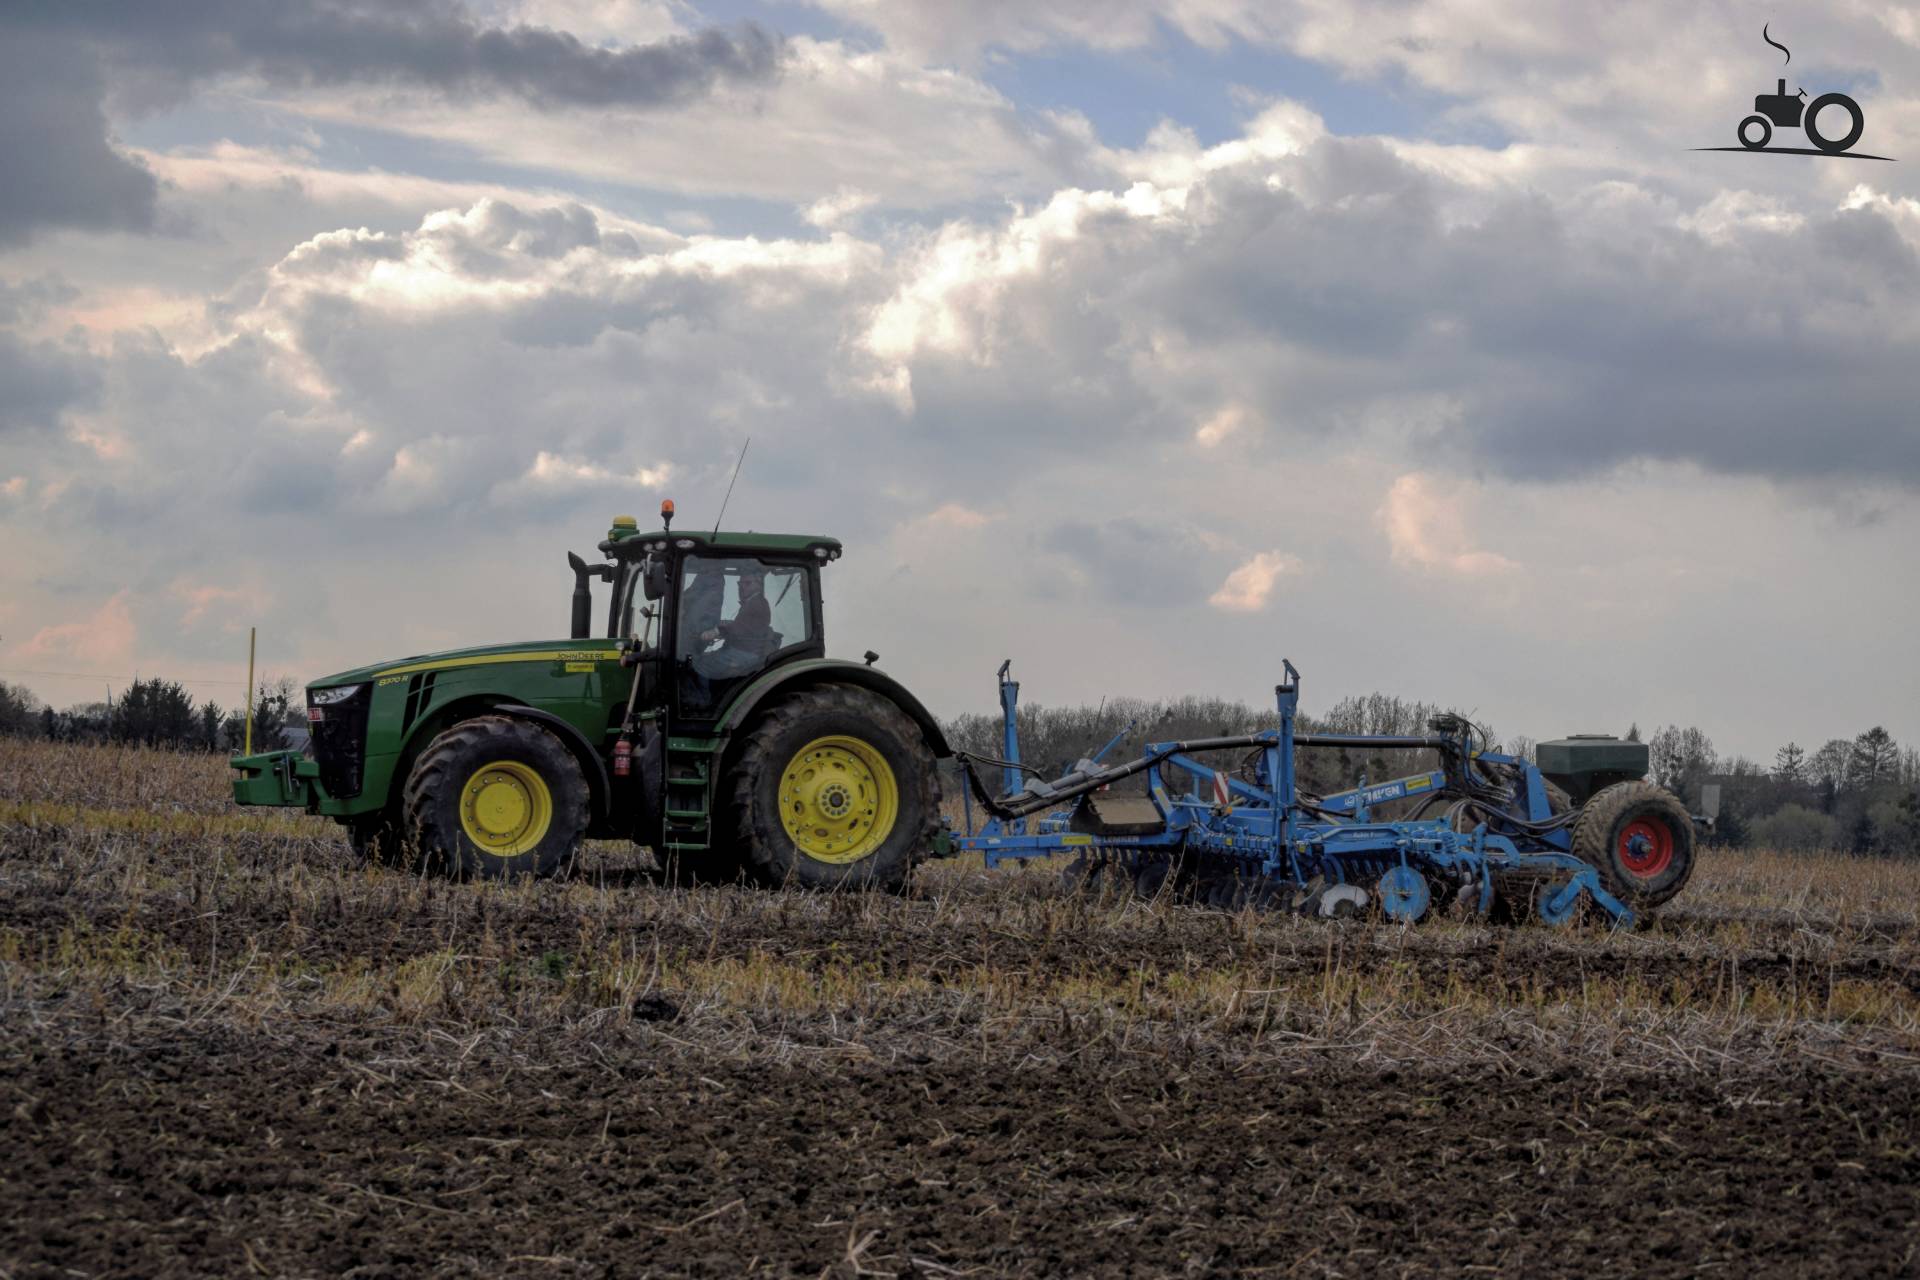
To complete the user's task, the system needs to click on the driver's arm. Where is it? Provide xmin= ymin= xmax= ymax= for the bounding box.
xmin=716 ymin=594 xmax=770 ymax=639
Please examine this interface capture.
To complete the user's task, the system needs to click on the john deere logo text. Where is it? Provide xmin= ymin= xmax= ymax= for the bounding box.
xmin=1694 ymin=25 xmax=1891 ymax=162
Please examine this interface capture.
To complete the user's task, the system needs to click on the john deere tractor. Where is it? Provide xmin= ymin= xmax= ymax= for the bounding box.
xmin=232 ymin=502 xmax=949 ymax=887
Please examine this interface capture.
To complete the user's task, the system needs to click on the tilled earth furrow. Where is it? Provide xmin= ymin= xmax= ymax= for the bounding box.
xmin=3 ymin=1011 xmax=1917 ymax=1279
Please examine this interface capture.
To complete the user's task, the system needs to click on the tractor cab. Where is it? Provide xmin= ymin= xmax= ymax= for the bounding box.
xmin=588 ymin=502 xmax=841 ymax=725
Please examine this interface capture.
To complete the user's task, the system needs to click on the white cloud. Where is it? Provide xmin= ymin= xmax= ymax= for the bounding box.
xmin=1194 ymin=404 xmax=1248 ymax=447
xmin=512 ymin=451 xmax=674 ymax=492
xmin=812 ymin=0 xmax=1277 ymax=64
xmin=476 ymin=0 xmax=684 ymax=45
xmin=1377 ymin=474 xmax=1517 ymax=576
xmin=268 ymin=36 xmax=1094 ymax=210
xmin=817 ymin=1 xmax=1920 ymax=220
xmin=918 ymin=503 xmax=993 ymax=529
xmin=1678 ymin=190 xmax=1807 ymax=243
xmin=803 ymin=189 xmax=880 ymax=230
xmin=1208 ymin=550 xmax=1300 ymax=611
xmin=862 ymin=182 xmax=1180 ymax=379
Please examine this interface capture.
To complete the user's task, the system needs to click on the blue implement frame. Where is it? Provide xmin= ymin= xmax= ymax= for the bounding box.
xmin=950 ymin=660 xmax=1634 ymax=928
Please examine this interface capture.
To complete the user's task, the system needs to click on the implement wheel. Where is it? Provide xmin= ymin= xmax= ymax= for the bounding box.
xmin=402 ymin=716 xmax=589 ymax=879
xmin=1571 ymin=780 xmax=1694 ymax=908
xmin=728 ymin=684 xmax=936 ymax=891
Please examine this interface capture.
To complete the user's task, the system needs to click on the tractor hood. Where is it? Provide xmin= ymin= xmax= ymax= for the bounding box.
xmin=306 ymin=638 xmax=621 ymax=691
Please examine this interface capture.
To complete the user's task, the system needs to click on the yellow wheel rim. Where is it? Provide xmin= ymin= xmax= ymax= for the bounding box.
xmin=458 ymin=759 xmax=553 ymax=857
xmin=778 ymin=735 xmax=899 ymax=864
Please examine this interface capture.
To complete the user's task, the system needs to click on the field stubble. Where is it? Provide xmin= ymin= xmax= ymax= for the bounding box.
xmin=1 ymin=739 xmax=1917 ymax=1277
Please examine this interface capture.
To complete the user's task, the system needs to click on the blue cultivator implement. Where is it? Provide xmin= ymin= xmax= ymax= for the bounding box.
xmin=948 ymin=661 xmax=1701 ymax=927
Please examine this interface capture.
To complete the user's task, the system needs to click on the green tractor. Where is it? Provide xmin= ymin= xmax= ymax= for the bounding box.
xmin=232 ymin=502 xmax=950 ymax=888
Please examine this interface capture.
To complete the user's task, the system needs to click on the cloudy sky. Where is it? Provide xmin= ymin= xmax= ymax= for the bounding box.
xmin=3 ymin=0 xmax=1918 ymax=761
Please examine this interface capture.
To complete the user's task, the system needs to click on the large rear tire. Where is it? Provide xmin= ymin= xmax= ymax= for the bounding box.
xmin=727 ymin=684 xmax=936 ymax=892
xmin=402 ymin=715 xmax=589 ymax=880
xmin=1571 ymin=780 xmax=1695 ymax=908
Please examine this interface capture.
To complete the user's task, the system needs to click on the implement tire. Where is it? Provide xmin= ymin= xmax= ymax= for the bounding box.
xmin=403 ymin=715 xmax=588 ymax=880
xmin=728 ymin=684 xmax=936 ymax=892
xmin=1571 ymin=780 xmax=1694 ymax=909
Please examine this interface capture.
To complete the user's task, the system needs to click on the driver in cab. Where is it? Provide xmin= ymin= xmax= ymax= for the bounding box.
xmin=691 ymin=567 xmax=777 ymax=679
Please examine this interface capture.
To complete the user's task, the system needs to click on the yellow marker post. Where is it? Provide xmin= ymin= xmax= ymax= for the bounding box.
xmin=244 ymin=626 xmax=256 ymax=755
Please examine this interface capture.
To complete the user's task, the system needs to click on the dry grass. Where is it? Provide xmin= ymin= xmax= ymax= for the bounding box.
xmin=2 ymin=736 xmax=1916 ymax=1078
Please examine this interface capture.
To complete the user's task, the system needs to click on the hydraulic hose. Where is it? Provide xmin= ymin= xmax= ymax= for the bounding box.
xmin=957 ymin=733 xmax=1278 ymax=821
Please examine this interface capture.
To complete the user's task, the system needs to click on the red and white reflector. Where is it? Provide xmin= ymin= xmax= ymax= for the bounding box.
xmin=306 ymin=706 xmax=325 ymax=723
xmin=1211 ymin=772 xmax=1231 ymax=808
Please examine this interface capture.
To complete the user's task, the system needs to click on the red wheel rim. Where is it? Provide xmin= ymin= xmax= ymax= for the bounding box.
xmin=1618 ymin=818 xmax=1674 ymax=878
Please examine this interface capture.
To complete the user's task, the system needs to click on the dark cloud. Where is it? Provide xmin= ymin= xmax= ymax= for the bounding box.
xmin=0 ymin=334 xmax=97 ymax=435
xmin=0 ymin=276 xmax=80 ymax=328
xmin=884 ymin=136 xmax=1920 ymax=489
xmin=1039 ymin=519 xmax=1220 ymax=605
xmin=17 ymin=1 xmax=784 ymax=111
xmin=0 ymin=38 xmax=158 ymax=246
xmin=0 ymin=1 xmax=783 ymax=245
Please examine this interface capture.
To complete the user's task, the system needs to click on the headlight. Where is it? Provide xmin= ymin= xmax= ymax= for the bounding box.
xmin=307 ymin=684 xmax=366 ymax=706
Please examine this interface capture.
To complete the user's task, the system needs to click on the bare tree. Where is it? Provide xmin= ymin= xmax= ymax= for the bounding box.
xmin=0 ymin=679 xmax=42 ymax=736
xmin=1848 ymin=727 xmax=1898 ymax=788
xmin=1773 ymin=741 xmax=1808 ymax=785
xmin=1809 ymin=738 xmax=1852 ymax=799
xmin=1649 ymin=725 xmax=1716 ymax=798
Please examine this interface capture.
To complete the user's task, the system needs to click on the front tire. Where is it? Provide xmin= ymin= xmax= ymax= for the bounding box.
xmin=728 ymin=684 xmax=936 ymax=892
xmin=1571 ymin=780 xmax=1695 ymax=909
xmin=402 ymin=716 xmax=589 ymax=880
xmin=1737 ymin=114 xmax=1772 ymax=150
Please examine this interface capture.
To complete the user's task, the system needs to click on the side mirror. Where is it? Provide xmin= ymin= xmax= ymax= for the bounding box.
xmin=643 ymin=556 xmax=670 ymax=602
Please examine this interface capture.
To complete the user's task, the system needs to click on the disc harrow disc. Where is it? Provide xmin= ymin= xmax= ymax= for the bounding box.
xmin=1377 ymin=866 xmax=1431 ymax=923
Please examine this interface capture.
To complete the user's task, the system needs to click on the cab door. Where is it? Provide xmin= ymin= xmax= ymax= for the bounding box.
xmin=670 ymin=553 xmax=822 ymax=725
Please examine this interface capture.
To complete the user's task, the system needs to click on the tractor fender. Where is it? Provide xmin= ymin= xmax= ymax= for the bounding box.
xmin=392 ymin=696 xmax=612 ymax=828
xmin=494 ymin=703 xmax=613 ymax=822
xmin=716 ymin=661 xmax=951 ymax=758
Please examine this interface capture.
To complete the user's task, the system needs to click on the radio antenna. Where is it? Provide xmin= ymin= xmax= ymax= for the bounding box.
xmin=713 ymin=436 xmax=750 ymax=535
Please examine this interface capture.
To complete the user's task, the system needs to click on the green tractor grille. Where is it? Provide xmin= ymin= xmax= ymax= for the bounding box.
xmin=310 ymin=685 xmax=372 ymax=800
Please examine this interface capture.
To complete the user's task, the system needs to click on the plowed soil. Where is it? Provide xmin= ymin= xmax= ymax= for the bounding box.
xmin=2 ymin=742 xmax=1918 ymax=1277
xmin=7 ymin=1010 xmax=1917 ymax=1279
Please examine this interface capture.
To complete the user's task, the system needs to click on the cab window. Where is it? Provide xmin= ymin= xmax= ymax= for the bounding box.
xmin=678 ymin=557 xmax=812 ymax=682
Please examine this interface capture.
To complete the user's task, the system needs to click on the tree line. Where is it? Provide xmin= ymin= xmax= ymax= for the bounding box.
xmin=948 ymin=690 xmax=1522 ymax=808
xmin=1644 ymin=723 xmax=1919 ymax=855
xmin=0 ymin=677 xmax=307 ymax=753
xmin=945 ymin=691 xmax=1919 ymax=856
